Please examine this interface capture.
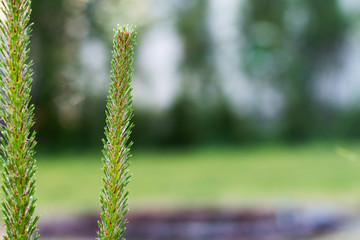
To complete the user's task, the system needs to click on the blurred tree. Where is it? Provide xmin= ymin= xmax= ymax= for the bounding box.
xmin=28 ymin=0 xmax=352 ymax=149
xmin=172 ymin=0 xmax=213 ymax=145
xmin=31 ymin=0 xmax=107 ymax=148
xmin=31 ymin=0 xmax=67 ymax=146
xmin=168 ymin=0 xmax=251 ymax=146
xmin=242 ymin=0 xmax=346 ymax=141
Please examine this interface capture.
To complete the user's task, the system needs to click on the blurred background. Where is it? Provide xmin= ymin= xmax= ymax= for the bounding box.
xmin=17 ymin=0 xmax=360 ymax=239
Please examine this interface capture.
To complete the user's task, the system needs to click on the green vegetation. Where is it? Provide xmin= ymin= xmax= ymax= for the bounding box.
xmin=97 ymin=25 xmax=136 ymax=240
xmin=0 ymin=0 xmax=39 ymax=238
xmin=35 ymin=143 xmax=360 ymax=215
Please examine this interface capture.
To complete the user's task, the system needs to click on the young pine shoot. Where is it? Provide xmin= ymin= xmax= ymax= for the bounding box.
xmin=97 ymin=25 xmax=136 ymax=240
xmin=0 ymin=0 xmax=39 ymax=239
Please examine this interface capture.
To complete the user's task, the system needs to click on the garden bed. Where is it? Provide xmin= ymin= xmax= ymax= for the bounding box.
xmin=38 ymin=207 xmax=346 ymax=240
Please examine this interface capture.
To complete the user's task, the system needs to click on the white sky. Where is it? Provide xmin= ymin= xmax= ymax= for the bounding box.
xmin=339 ymin=0 xmax=360 ymax=15
xmin=135 ymin=21 xmax=183 ymax=110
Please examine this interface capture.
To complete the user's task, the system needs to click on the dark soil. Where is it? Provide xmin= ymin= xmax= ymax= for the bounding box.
xmin=38 ymin=208 xmax=345 ymax=240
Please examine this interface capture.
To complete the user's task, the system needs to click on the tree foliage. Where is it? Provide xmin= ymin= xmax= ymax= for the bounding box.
xmin=242 ymin=0 xmax=347 ymax=140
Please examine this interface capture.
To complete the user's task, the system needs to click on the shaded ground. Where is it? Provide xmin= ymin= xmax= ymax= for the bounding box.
xmin=37 ymin=207 xmax=347 ymax=240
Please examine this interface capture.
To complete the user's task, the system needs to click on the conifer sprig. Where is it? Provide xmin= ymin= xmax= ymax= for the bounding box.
xmin=0 ymin=0 xmax=39 ymax=239
xmin=97 ymin=25 xmax=136 ymax=240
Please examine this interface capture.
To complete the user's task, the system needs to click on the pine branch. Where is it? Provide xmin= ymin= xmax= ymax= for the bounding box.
xmin=0 ymin=0 xmax=39 ymax=239
xmin=97 ymin=25 xmax=136 ymax=240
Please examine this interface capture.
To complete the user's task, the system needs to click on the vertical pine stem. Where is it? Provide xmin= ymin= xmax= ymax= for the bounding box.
xmin=98 ymin=25 xmax=136 ymax=240
xmin=0 ymin=0 xmax=39 ymax=239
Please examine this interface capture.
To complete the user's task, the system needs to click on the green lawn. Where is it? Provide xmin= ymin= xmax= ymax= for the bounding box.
xmin=35 ymin=143 xmax=360 ymax=215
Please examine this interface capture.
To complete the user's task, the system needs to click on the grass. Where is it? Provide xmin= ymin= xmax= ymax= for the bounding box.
xmin=35 ymin=142 xmax=360 ymax=215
